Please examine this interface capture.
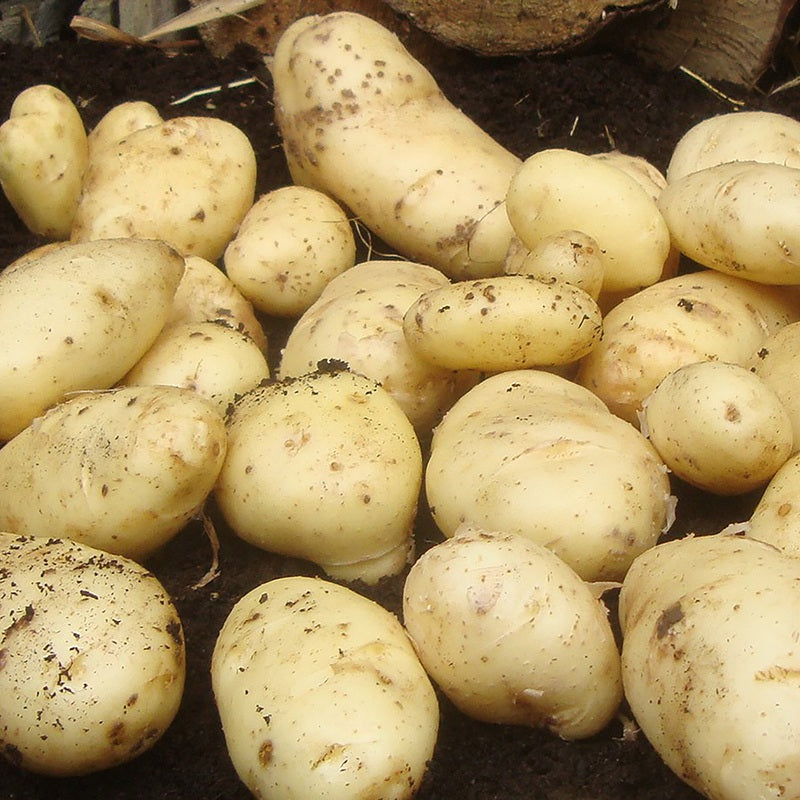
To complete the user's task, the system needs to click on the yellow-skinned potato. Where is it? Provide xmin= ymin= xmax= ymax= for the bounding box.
xmin=0 ymin=238 xmax=185 ymax=441
xmin=0 ymin=385 xmax=227 ymax=561
xmin=224 ymin=185 xmax=356 ymax=317
xmin=0 ymin=533 xmax=185 ymax=777
xmin=403 ymin=526 xmax=622 ymax=739
xmin=87 ymin=100 xmax=162 ymax=160
xmin=641 ymin=361 xmax=793 ymax=495
xmin=403 ymin=274 xmax=602 ymax=371
xmin=666 ymin=110 xmax=800 ymax=182
xmin=505 ymin=148 xmax=671 ymax=294
xmin=212 ymin=575 xmax=438 ymax=800
xmin=121 ymin=320 xmax=270 ymax=415
xmin=619 ymin=533 xmax=800 ymax=800
xmin=576 ymin=269 xmax=800 ymax=425
xmin=215 ymin=368 xmax=422 ymax=583
xmin=271 ymin=11 xmax=520 ymax=279
xmin=425 ymin=369 xmax=673 ymax=582
xmin=168 ymin=254 xmax=268 ymax=352
xmin=0 ymin=84 xmax=88 ymax=239
xmin=658 ymin=160 xmax=800 ymax=285
xmin=72 ymin=116 xmax=256 ymax=261
xmin=747 ymin=452 xmax=800 ymax=558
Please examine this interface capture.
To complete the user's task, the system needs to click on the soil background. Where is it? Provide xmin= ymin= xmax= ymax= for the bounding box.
xmin=1 ymin=18 xmax=800 ymax=800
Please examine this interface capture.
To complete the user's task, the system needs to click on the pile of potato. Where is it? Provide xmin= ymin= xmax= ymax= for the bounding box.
xmin=3 ymin=10 xmax=800 ymax=800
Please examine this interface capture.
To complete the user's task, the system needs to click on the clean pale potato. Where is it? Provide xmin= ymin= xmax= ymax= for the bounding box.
xmin=0 ymin=532 xmax=185 ymax=777
xmin=0 ymin=237 xmax=185 ymax=441
xmin=619 ymin=532 xmax=800 ymax=800
xmin=87 ymin=100 xmax=163 ymax=159
xmin=0 ymin=84 xmax=88 ymax=239
xmin=403 ymin=525 xmax=622 ymax=739
xmin=121 ymin=320 xmax=270 ymax=415
xmin=576 ymin=269 xmax=800 ymax=425
xmin=402 ymin=274 xmax=602 ymax=371
xmin=215 ymin=368 xmax=422 ymax=583
xmin=224 ymin=185 xmax=356 ymax=317
xmin=72 ymin=115 xmax=256 ymax=261
xmin=746 ymin=452 xmax=800 ymax=558
xmin=0 ymin=385 xmax=227 ymax=561
xmin=425 ymin=369 xmax=673 ymax=582
xmin=271 ymin=11 xmax=520 ymax=279
xmin=505 ymin=148 xmax=672 ymax=294
xmin=279 ymin=260 xmax=480 ymax=432
xmin=641 ymin=361 xmax=793 ymax=495
xmin=212 ymin=575 xmax=439 ymax=800
xmin=658 ymin=160 xmax=800 ymax=284
xmin=666 ymin=110 xmax=800 ymax=182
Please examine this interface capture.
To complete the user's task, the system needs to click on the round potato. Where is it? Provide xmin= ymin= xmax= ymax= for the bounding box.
xmin=212 ymin=575 xmax=439 ymax=800
xmin=215 ymin=368 xmax=422 ymax=583
xmin=402 ymin=274 xmax=602 ymax=371
xmin=403 ymin=525 xmax=622 ymax=739
xmin=746 ymin=452 xmax=800 ymax=558
xmin=87 ymin=100 xmax=162 ymax=159
xmin=0 ymin=533 xmax=185 ymax=777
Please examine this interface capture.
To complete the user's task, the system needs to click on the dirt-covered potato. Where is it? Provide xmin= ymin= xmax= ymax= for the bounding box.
xmin=212 ymin=575 xmax=439 ymax=800
xmin=215 ymin=368 xmax=422 ymax=583
xmin=0 ymin=385 xmax=227 ymax=561
xmin=641 ymin=361 xmax=793 ymax=495
xmin=0 ymin=84 xmax=88 ymax=239
xmin=0 ymin=237 xmax=185 ymax=441
xmin=403 ymin=525 xmax=622 ymax=739
xmin=224 ymin=185 xmax=356 ymax=317
xmin=71 ymin=116 xmax=256 ymax=261
xmin=425 ymin=369 xmax=673 ymax=582
xmin=619 ymin=532 xmax=800 ymax=800
xmin=271 ymin=11 xmax=520 ymax=279
xmin=0 ymin=533 xmax=185 ymax=777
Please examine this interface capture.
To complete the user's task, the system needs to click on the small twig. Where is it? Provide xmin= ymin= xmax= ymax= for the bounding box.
xmin=20 ymin=5 xmax=43 ymax=47
xmin=170 ymin=76 xmax=260 ymax=106
xmin=192 ymin=508 xmax=221 ymax=590
xmin=678 ymin=65 xmax=746 ymax=107
xmin=569 ymin=115 xmax=579 ymax=136
xmin=769 ymin=73 xmax=800 ymax=96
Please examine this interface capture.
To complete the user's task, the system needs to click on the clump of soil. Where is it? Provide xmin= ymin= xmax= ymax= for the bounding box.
xmin=0 ymin=26 xmax=797 ymax=800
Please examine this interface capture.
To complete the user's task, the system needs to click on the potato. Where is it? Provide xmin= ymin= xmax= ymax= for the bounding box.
xmin=224 ymin=185 xmax=356 ymax=317
xmin=215 ymin=368 xmax=422 ymax=583
xmin=0 ymin=84 xmax=88 ymax=239
xmin=279 ymin=260 xmax=480 ymax=432
xmin=121 ymin=320 xmax=270 ymax=415
xmin=271 ymin=11 xmax=520 ymax=279
xmin=658 ymin=160 xmax=800 ymax=285
xmin=0 ymin=238 xmax=185 ymax=441
xmin=71 ymin=116 xmax=256 ymax=261
xmin=576 ymin=269 xmax=800 ymax=425
xmin=619 ymin=532 xmax=800 ymax=800
xmin=0 ymin=532 xmax=185 ymax=777
xmin=87 ymin=100 xmax=162 ymax=159
xmin=505 ymin=148 xmax=672 ymax=294
xmin=167 ymin=254 xmax=268 ymax=353
xmin=403 ymin=525 xmax=622 ymax=739
xmin=425 ymin=369 xmax=673 ymax=582
xmin=0 ymin=385 xmax=227 ymax=561
xmin=746 ymin=452 xmax=800 ymax=558
xmin=641 ymin=361 xmax=793 ymax=495
xmin=666 ymin=110 xmax=800 ymax=182
xmin=211 ymin=575 xmax=439 ymax=800
xmin=402 ymin=274 xmax=602 ymax=371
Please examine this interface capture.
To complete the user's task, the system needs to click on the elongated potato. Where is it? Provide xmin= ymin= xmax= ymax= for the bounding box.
xmin=619 ymin=533 xmax=800 ymax=800
xmin=212 ymin=575 xmax=439 ymax=800
xmin=72 ymin=116 xmax=256 ymax=261
xmin=0 ymin=533 xmax=185 ymax=777
xmin=403 ymin=274 xmax=601 ymax=371
xmin=215 ymin=368 xmax=422 ymax=583
xmin=0 ymin=238 xmax=185 ymax=441
xmin=271 ymin=11 xmax=520 ymax=279
xmin=403 ymin=526 xmax=622 ymax=739
xmin=0 ymin=84 xmax=88 ymax=239
xmin=0 ymin=385 xmax=227 ymax=561
xmin=425 ymin=369 xmax=673 ymax=582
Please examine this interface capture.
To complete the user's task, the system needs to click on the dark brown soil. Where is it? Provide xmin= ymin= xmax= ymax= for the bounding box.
xmin=0 ymin=25 xmax=798 ymax=800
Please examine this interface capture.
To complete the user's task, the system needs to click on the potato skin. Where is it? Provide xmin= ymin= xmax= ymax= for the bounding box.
xmin=211 ymin=575 xmax=438 ymax=800
xmin=0 ymin=533 xmax=185 ymax=777
xmin=0 ymin=238 xmax=185 ymax=441
xmin=271 ymin=12 xmax=520 ymax=279
xmin=403 ymin=526 xmax=622 ymax=739
xmin=746 ymin=452 xmax=800 ymax=558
